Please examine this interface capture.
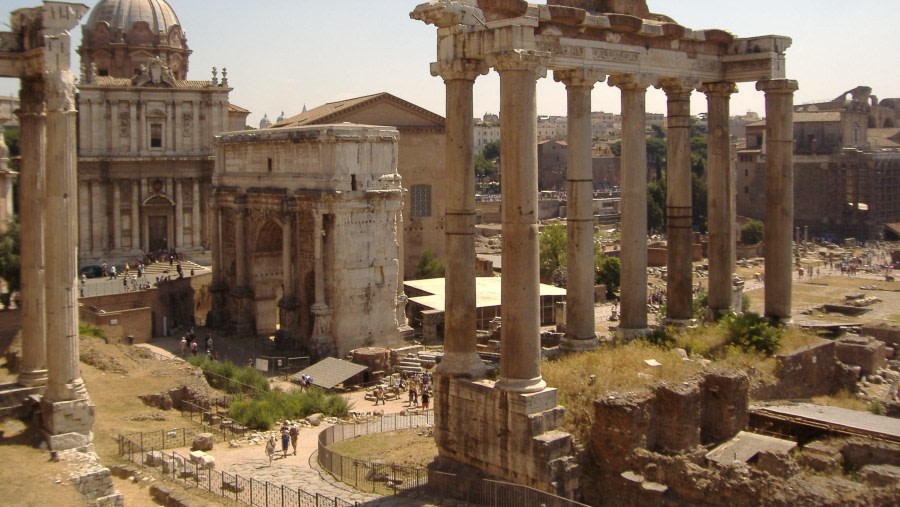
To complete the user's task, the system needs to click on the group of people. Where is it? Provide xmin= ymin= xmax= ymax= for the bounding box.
xmin=179 ymin=328 xmax=217 ymax=360
xmin=265 ymin=420 xmax=301 ymax=465
xmin=372 ymin=372 xmax=432 ymax=410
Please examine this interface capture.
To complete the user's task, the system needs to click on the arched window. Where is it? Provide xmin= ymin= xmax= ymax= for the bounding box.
xmin=410 ymin=184 xmax=432 ymax=218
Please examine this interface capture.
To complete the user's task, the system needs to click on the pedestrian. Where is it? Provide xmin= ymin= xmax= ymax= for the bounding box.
xmin=375 ymin=386 xmax=385 ymax=406
xmin=179 ymin=336 xmax=187 ymax=355
xmin=421 ymin=390 xmax=430 ymax=410
xmin=190 ymin=339 xmax=198 ymax=356
xmin=123 ymin=277 xmax=128 ymax=291
xmin=408 ymin=386 xmax=415 ymax=406
xmin=109 ymin=265 xmax=117 ymax=279
xmin=280 ymin=421 xmax=291 ymax=458
xmin=205 ymin=334 xmax=213 ymax=353
xmin=289 ymin=423 xmax=299 ymax=456
xmin=265 ymin=435 xmax=276 ymax=466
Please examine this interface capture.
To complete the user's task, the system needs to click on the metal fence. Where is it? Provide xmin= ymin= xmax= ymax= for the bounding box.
xmin=180 ymin=399 xmax=249 ymax=440
xmin=119 ymin=432 xmax=357 ymax=507
xmin=428 ymin=471 xmax=591 ymax=507
xmin=317 ymin=411 xmax=435 ymax=495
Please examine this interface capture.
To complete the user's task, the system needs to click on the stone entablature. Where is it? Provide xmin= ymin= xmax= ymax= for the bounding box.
xmin=210 ymin=124 xmax=406 ymax=358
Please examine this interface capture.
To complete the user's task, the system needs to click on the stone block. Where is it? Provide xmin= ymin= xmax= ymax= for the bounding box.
xmin=654 ymin=381 xmax=701 ymax=453
xmin=510 ymin=387 xmax=559 ymax=415
xmin=860 ymin=464 xmax=900 ymax=487
xmin=191 ymin=432 xmax=214 ymax=451
xmin=836 ymin=336 xmax=887 ymax=376
xmin=797 ymin=441 xmax=842 ymax=472
xmin=307 ymin=413 xmax=325 ymax=426
xmin=754 ymin=450 xmax=798 ymax=478
xmin=145 ymin=451 xmax=164 ymax=467
xmin=46 ymin=431 xmax=92 ymax=451
xmin=701 ymin=372 xmax=749 ymax=444
xmin=189 ymin=450 xmax=206 ymax=463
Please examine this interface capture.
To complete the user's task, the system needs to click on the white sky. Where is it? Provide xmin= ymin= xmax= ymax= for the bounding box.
xmin=1 ymin=0 xmax=897 ymax=127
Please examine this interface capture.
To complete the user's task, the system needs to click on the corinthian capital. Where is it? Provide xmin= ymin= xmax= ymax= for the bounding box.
xmin=44 ymin=69 xmax=76 ymax=112
xmin=756 ymin=79 xmax=799 ymax=94
xmin=553 ymin=69 xmax=605 ymax=89
xmin=699 ymin=81 xmax=739 ymax=97
xmin=488 ymin=49 xmax=550 ymax=78
xmin=431 ymin=59 xmax=489 ymax=82
xmin=607 ymin=73 xmax=655 ymax=90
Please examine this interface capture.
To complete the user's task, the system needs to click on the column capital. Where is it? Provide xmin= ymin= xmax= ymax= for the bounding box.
xmin=44 ymin=70 xmax=76 ymax=112
xmin=553 ymin=69 xmax=605 ymax=89
xmin=282 ymin=197 xmax=299 ymax=217
xmin=699 ymin=81 xmax=738 ymax=97
xmin=487 ymin=49 xmax=549 ymax=78
xmin=608 ymin=73 xmax=654 ymax=90
xmin=657 ymin=77 xmax=699 ymax=97
xmin=756 ymin=78 xmax=799 ymax=94
xmin=431 ymin=59 xmax=489 ymax=82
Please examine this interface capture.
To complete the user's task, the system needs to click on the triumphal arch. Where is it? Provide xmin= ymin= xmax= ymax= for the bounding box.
xmin=0 ymin=2 xmax=95 ymax=450
xmin=413 ymin=0 xmax=797 ymax=497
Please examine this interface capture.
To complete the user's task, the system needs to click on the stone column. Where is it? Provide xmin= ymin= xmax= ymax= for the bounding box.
xmin=758 ymin=79 xmax=799 ymax=322
xmin=278 ymin=199 xmax=299 ymax=337
xmin=43 ymin=67 xmax=88 ymax=400
xmin=174 ymin=179 xmax=183 ymax=249
xmin=492 ymin=51 xmax=547 ymax=393
xmin=702 ymin=82 xmax=738 ymax=318
xmin=90 ymin=180 xmax=105 ymax=253
xmin=661 ymin=80 xmax=694 ymax=323
xmin=233 ymin=196 xmax=248 ymax=288
xmin=310 ymin=207 xmax=334 ymax=358
xmin=610 ymin=75 xmax=651 ymax=339
xmin=131 ymin=180 xmax=140 ymax=251
xmin=192 ymin=179 xmax=201 ymax=248
xmin=556 ymin=69 xmax=603 ymax=352
xmin=112 ymin=181 xmax=121 ymax=251
xmin=16 ymin=77 xmax=48 ymax=387
xmin=432 ymin=59 xmax=488 ymax=377
xmin=78 ymin=180 xmax=90 ymax=255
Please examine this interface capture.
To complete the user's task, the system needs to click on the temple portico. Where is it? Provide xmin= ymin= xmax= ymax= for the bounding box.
xmin=413 ymin=0 xmax=796 ymax=497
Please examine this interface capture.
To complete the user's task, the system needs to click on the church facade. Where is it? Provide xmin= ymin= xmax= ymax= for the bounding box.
xmin=76 ymin=0 xmax=248 ymax=265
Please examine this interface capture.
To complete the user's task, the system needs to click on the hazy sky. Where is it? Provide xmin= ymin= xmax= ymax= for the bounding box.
xmin=1 ymin=0 xmax=897 ymax=128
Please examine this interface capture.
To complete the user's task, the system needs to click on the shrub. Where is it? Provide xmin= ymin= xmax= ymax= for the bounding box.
xmin=79 ymin=323 xmax=108 ymax=341
xmin=740 ymin=219 xmax=765 ymax=245
xmin=595 ymin=255 xmax=620 ymax=299
xmin=188 ymin=356 xmax=270 ymax=394
xmin=720 ymin=312 xmax=782 ymax=357
xmin=228 ymin=388 xmax=353 ymax=430
xmin=641 ymin=327 xmax=676 ymax=350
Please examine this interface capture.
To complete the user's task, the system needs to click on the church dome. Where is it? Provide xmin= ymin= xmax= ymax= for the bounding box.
xmin=85 ymin=0 xmax=181 ymax=35
xmin=80 ymin=0 xmax=192 ymax=80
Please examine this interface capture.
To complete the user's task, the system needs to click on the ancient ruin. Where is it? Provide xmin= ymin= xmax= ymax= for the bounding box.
xmin=0 ymin=1 xmax=95 ymax=449
xmin=412 ymin=0 xmax=797 ymax=495
xmin=207 ymin=124 xmax=409 ymax=358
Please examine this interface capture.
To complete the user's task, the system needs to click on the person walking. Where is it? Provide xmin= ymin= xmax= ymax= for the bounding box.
xmin=265 ymin=435 xmax=276 ymax=466
xmin=289 ymin=423 xmax=299 ymax=456
xmin=280 ymin=421 xmax=291 ymax=458
xmin=179 ymin=336 xmax=187 ymax=356
xmin=421 ymin=390 xmax=430 ymax=410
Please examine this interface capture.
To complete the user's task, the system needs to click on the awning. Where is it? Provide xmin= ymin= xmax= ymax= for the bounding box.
xmin=291 ymin=357 xmax=368 ymax=390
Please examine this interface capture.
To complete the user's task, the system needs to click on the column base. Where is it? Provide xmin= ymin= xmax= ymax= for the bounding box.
xmin=765 ymin=314 xmax=793 ymax=326
xmin=559 ymin=335 xmax=600 ymax=353
xmin=436 ymin=351 xmax=487 ymax=378
xmin=496 ymin=375 xmax=547 ymax=394
xmin=704 ymin=307 xmax=733 ymax=322
xmin=41 ymin=397 xmax=95 ymax=451
xmin=17 ymin=369 xmax=48 ymax=388
xmin=614 ymin=327 xmax=649 ymax=342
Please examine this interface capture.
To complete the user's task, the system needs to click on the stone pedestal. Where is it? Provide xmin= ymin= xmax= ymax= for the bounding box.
xmin=434 ymin=375 xmax=579 ymax=498
xmin=41 ymin=397 xmax=95 ymax=451
xmin=230 ymin=287 xmax=255 ymax=337
xmin=309 ymin=303 xmax=334 ymax=359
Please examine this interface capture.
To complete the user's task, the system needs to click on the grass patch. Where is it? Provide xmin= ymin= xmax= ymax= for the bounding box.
xmin=78 ymin=323 xmax=108 ymax=340
xmin=327 ymin=428 xmax=437 ymax=468
xmin=187 ymin=356 xmax=270 ymax=394
xmin=228 ymin=388 xmax=353 ymax=430
xmin=811 ymin=390 xmax=869 ymax=412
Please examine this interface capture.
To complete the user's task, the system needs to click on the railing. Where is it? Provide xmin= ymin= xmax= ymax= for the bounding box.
xmin=317 ymin=411 xmax=435 ymax=495
xmin=180 ymin=399 xmax=248 ymax=440
xmin=119 ymin=432 xmax=357 ymax=507
xmin=429 ymin=471 xmax=591 ymax=507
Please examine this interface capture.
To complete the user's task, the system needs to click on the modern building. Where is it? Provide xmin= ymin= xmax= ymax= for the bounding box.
xmin=75 ymin=0 xmax=249 ymax=265
xmin=737 ymin=86 xmax=900 ymax=240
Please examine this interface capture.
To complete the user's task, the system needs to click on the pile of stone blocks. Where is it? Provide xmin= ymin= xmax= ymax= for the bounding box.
xmin=835 ymin=336 xmax=887 ymax=376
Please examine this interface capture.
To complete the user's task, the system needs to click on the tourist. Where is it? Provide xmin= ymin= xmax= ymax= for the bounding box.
xmin=265 ymin=435 xmax=276 ymax=466
xmin=179 ymin=336 xmax=187 ymax=356
xmin=374 ymin=386 xmax=385 ymax=405
xmin=289 ymin=422 xmax=299 ymax=456
xmin=190 ymin=339 xmax=198 ymax=356
xmin=205 ymin=334 xmax=213 ymax=353
xmin=280 ymin=421 xmax=291 ymax=458
xmin=421 ymin=390 xmax=430 ymax=410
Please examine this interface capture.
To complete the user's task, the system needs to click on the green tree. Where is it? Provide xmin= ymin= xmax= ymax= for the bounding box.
xmin=595 ymin=255 xmax=620 ymax=299
xmin=414 ymin=248 xmax=444 ymax=279
xmin=539 ymin=222 xmax=567 ymax=281
xmin=475 ymin=153 xmax=497 ymax=182
xmin=481 ymin=140 xmax=501 ymax=161
xmin=647 ymin=172 xmax=666 ymax=234
xmin=740 ymin=219 xmax=765 ymax=245
xmin=646 ymin=137 xmax=667 ymax=181
xmin=0 ymin=217 xmax=19 ymax=292
xmin=650 ymin=124 xmax=666 ymax=139
xmin=692 ymin=172 xmax=708 ymax=232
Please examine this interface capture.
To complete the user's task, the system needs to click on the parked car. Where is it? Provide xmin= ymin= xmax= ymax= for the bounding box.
xmin=79 ymin=265 xmax=104 ymax=279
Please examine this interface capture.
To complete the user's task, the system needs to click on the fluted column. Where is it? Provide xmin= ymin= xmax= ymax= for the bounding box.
xmin=131 ymin=180 xmax=140 ymax=251
xmin=702 ymin=82 xmax=738 ymax=318
xmin=310 ymin=207 xmax=334 ymax=358
xmin=111 ymin=180 xmax=121 ymax=250
xmin=661 ymin=80 xmax=695 ymax=323
xmin=491 ymin=51 xmax=548 ymax=393
xmin=174 ymin=179 xmax=184 ymax=249
xmin=44 ymin=57 xmax=88 ymax=403
xmin=234 ymin=196 xmax=248 ymax=287
xmin=556 ymin=69 xmax=603 ymax=352
xmin=758 ymin=79 xmax=799 ymax=322
xmin=432 ymin=59 xmax=488 ymax=377
xmin=191 ymin=179 xmax=201 ymax=248
xmin=610 ymin=74 xmax=651 ymax=339
xmin=16 ymin=77 xmax=48 ymax=387
xmin=78 ymin=180 xmax=90 ymax=255
xmin=90 ymin=180 xmax=105 ymax=253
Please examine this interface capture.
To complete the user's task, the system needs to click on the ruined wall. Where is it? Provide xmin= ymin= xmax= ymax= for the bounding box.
xmin=835 ymin=336 xmax=887 ymax=376
xmin=862 ymin=323 xmax=900 ymax=348
xmin=752 ymin=339 xmax=858 ymax=400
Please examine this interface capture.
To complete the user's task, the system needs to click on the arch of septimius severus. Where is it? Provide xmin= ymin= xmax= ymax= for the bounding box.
xmin=413 ymin=0 xmax=796 ymax=496
xmin=0 ymin=2 xmax=94 ymax=450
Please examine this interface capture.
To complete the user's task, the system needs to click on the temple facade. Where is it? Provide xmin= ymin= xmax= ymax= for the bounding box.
xmin=76 ymin=0 xmax=249 ymax=265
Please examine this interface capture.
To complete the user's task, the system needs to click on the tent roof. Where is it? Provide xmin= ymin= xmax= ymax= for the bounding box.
xmin=291 ymin=357 xmax=368 ymax=389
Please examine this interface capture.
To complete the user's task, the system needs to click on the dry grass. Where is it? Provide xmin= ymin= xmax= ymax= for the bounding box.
xmin=810 ymin=390 xmax=870 ymax=412
xmin=327 ymin=428 xmax=437 ymax=468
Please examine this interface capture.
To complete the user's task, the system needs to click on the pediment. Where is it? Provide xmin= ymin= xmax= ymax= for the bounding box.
xmin=327 ymin=96 xmax=444 ymax=129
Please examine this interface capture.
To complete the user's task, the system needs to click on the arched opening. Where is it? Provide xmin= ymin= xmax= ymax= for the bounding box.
xmin=251 ymin=219 xmax=283 ymax=335
xmin=884 ymin=118 xmax=895 ymax=128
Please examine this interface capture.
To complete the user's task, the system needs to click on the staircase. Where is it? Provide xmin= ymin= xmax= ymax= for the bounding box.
xmin=139 ymin=260 xmax=210 ymax=281
xmin=0 ymin=383 xmax=42 ymax=419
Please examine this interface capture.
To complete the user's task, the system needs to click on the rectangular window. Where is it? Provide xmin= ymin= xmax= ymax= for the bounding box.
xmin=150 ymin=123 xmax=163 ymax=148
